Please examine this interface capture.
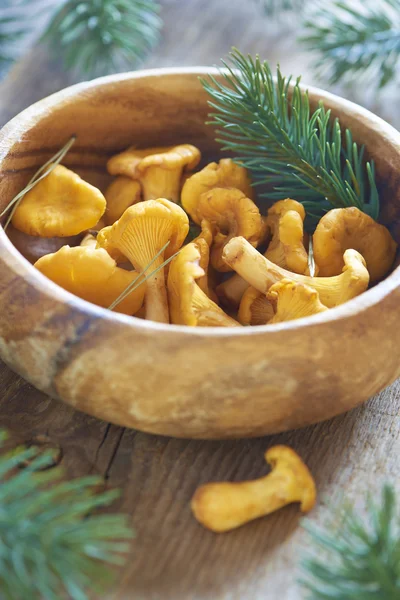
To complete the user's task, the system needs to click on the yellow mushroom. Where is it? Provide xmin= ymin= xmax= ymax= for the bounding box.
xmin=238 ymin=286 xmax=274 ymax=325
xmin=96 ymin=226 xmax=127 ymax=263
xmin=104 ymin=176 xmax=142 ymax=225
xmin=216 ymin=273 xmax=250 ymax=309
xmin=181 ymin=158 xmax=254 ymax=224
xmin=12 ymin=165 xmax=106 ymax=237
xmin=191 ymin=445 xmax=316 ymax=532
xmin=80 ymin=233 xmax=97 ymax=249
xmin=167 ymin=242 xmax=241 ymax=327
xmin=216 ymin=200 xmax=310 ymax=309
xmin=195 ymin=187 xmax=263 ymax=272
xmin=267 ymin=278 xmax=328 ymax=324
xmin=265 ymin=199 xmax=310 ymax=274
xmin=192 ymin=221 xmax=218 ymax=302
xmin=6 ymin=226 xmax=82 ymax=264
xmin=313 ymin=207 xmax=397 ymax=283
xmin=107 ymin=145 xmax=201 ymax=203
xmin=102 ymin=198 xmax=188 ymax=323
xmin=34 ymin=246 xmax=145 ymax=316
xmin=222 ymin=237 xmax=369 ymax=308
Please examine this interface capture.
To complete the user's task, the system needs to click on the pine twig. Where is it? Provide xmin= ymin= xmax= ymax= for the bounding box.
xmin=0 ymin=429 xmax=133 ymax=600
xmin=258 ymin=0 xmax=305 ymax=17
xmin=301 ymin=0 xmax=400 ymax=89
xmin=42 ymin=0 xmax=162 ymax=76
xmin=301 ymin=484 xmax=400 ymax=599
xmin=201 ymin=49 xmax=380 ymax=230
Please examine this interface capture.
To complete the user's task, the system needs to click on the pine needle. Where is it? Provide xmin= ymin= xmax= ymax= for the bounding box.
xmin=301 ymin=0 xmax=400 ymax=89
xmin=42 ymin=0 xmax=162 ymax=76
xmin=0 ymin=429 xmax=133 ymax=600
xmin=0 ymin=135 xmax=76 ymax=231
xmin=301 ymin=484 xmax=400 ymax=599
xmin=201 ymin=49 xmax=380 ymax=230
xmin=258 ymin=0 xmax=305 ymax=17
xmin=108 ymin=241 xmax=181 ymax=311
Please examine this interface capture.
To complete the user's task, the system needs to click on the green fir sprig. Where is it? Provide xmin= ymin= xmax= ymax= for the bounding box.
xmin=0 ymin=0 xmax=161 ymax=76
xmin=42 ymin=0 xmax=162 ymax=75
xmin=0 ymin=429 xmax=133 ymax=600
xmin=202 ymin=49 xmax=379 ymax=229
xmin=301 ymin=484 xmax=400 ymax=599
xmin=301 ymin=0 xmax=400 ymax=89
xmin=0 ymin=2 xmax=30 ymax=70
xmin=259 ymin=0 xmax=305 ymax=17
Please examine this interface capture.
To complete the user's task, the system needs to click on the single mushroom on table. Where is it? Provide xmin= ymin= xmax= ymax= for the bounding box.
xmin=34 ymin=246 xmax=145 ymax=315
xmin=267 ymin=278 xmax=328 ymax=324
xmin=238 ymin=286 xmax=274 ymax=326
xmin=191 ymin=445 xmax=316 ymax=532
xmin=181 ymin=158 xmax=254 ymax=223
xmin=100 ymin=198 xmax=189 ymax=323
xmin=167 ymin=242 xmax=241 ymax=327
xmin=222 ymin=237 xmax=370 ymax=308
xmin=313 ymin=207 xmax=397 ymax=283
xmin=265 ymin=198 xmax=311 ymax=274
xmin=107 ymin=145 xmax=201 ymax=203
xmin=12 ymin=165 xmax=106 ymax=237
xmin=194 ymin=187 xmax=263 ymax=272
xmin=104 ymin=176 xmax=142 ymax=225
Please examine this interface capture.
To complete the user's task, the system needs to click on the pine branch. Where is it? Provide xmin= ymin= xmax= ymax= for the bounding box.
xmin=0 ymin=2 xmax=31 ymax=70
xmin=301 ymin=484 xmax=400 ymax=599
xmin=301 ymin=0 xmax=400 ymax=89
xmin=0 ymin=429 xmax=133 ymax=600
xmin=258 ymin=0 xmax=305 ymax=17
xmin=201 ymin=49 xmax=379 ymax=230
xmin=42 ymin=0 xmax=162 ymax=76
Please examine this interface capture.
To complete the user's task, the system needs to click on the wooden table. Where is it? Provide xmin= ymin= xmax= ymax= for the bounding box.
xmin=1 ymin=2 xmax=399 ymax=598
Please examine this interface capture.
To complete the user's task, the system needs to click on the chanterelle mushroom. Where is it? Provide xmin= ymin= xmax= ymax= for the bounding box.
xmin=104 ymin=176 xmax=142 ymax=225
xmin=192 ymin=221 xmax=218 ymax=302
xmin=12 ymin=165 xmax=106 ymax=237
xmin=267 ymin=279 xmax=328 ymax=324
xmin=265 ymin=199 xmax=310 ymax=274
xmin=103 ymin=198 xmax=188 ymax=323
xmin=238 ymin=286 xmax=274 ymax=325
xmin=216 ymin=198 xmax=309 ymax=308
xmin=313 ymin=207 xmax=397 ymax=283
xmin=107 ymin=145 xmax=201 ymax=203
xmin=35 ymin=246 xmax=145 ymax=316
xmin=191 ymin=445 xmax=316 ymax=532
xmin=167 ymin=242 xmax=241 ymax=327
xmin=222 ymin=237 xmax=369 ymax=308
xmin=96 ymin=226 xmax=127 ymax=263
xmin=6 ymin=226 xmax=82 ymax=264
xmin=181 ymin=158 xmax=254 ymax=224
xmin=195 ymin=187 xmax=263 ymax=272
xmin=216 ymin=273 xmax=250 ymax=309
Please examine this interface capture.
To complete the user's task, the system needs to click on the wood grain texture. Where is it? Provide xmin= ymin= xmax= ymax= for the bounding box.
xmin=0 ymin=1 xmax=399 ymax=598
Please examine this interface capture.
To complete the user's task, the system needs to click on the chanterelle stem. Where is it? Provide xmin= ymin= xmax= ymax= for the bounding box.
xmin=145 ymin=267 xmax=169 ymax=323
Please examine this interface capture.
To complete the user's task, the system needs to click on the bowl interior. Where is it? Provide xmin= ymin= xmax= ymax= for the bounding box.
xmin=1 ymin=68 xmax=399 ymax=266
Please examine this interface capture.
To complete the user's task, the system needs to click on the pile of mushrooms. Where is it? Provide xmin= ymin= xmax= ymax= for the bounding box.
xmin=9 ymin=144 xmax=398 ymax=326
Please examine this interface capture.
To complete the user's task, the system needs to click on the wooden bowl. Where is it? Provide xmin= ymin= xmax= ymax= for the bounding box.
xmin=0 ymin=68 xmax=399 ymax=439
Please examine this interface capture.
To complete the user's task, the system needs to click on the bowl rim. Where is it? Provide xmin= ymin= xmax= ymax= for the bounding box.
xmin=1 ymin=66 xmax=399 ymax=338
